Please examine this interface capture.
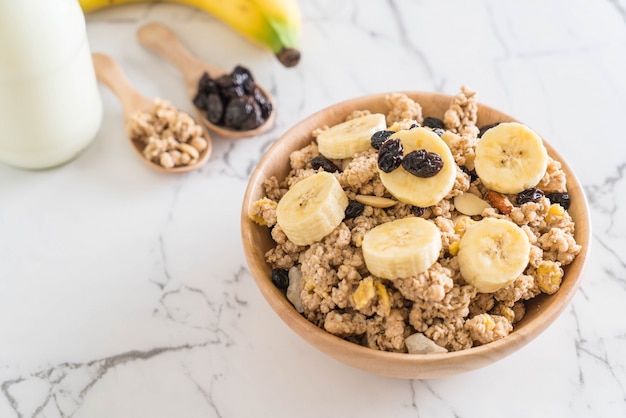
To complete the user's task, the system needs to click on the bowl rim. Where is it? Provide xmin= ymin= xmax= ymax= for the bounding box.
xmin=241 ymin=91 xmax=591 ymax=379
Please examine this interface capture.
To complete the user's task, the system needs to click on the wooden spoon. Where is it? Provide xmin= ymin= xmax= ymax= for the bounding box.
xmin=91 ymin=53 xmax=212 ymax=173
xmin=136 ymin=22 xmax=276 ymax=139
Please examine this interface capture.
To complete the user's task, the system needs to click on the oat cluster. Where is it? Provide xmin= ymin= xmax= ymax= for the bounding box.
xmin=249 ymin=86 xmax=581 ymax=353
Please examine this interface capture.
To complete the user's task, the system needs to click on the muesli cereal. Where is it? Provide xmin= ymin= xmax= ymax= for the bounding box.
xmin=127 ymin=98 xmax=208 ymax=169
xmin=249 ymin=86 xmax=582 ymax=353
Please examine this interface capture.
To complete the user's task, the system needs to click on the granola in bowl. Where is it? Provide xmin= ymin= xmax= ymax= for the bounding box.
xmin=244 ymin=86 xmax=586 ymax=359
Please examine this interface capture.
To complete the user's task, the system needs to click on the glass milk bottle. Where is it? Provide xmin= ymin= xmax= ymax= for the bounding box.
xmin=0 ymin=0 xmax=102 ymax=169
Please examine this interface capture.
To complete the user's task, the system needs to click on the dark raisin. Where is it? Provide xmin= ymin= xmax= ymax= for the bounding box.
xmin=198 ymin=72 xmax=217 ymax=94
xmin=271 ymin=268 xmax=290 ymax=289
xmin=221 ymin=85 xmax=245 ymax=101
xmin=432 ymin=128 xmax=445 ymax=137
xmin=478 ymin=122 xmax=500 ymax=138
xmin=345 ymin=200 xmax=365 ymax=219
xmin=206 ymin=93 xmax=224 ymax=124
xmin=243 ymin=78 xmax=256 ymax=95
xmin=546 ymin=192 xmax=570 ymax=210
xmin=516 ymin=188 xmax=545 ymax=205
xmin=231 ymin=65 xmax=254 ymax=85
xmin=240 ymin=100 xmax=263 ymax=131
xmin=377 ymin=138 xmax=404 ymax=173
xmin=253 ymin=86 xmax=272 ymax=119
xmin=402 ymin=149 xmax=444 ymax=178
xmin=460 ymin=165 xmax=478 ymax=182
xmin=215 ymin=74 xmax=235 ymax=90
xmin=370 ymin=130 xmax=395 ymax=150
xmin=193 ymin=91 xmax=208 ymax=110
xmin=224 ymin=96 xmax=262 ymax=130
xmin=411 ymin=206 xmax=426 ymax=217
xmin=422 ymin=117 xmax=445 ymax=130
xmin=311 ymin=156 xmax=341 ymax=173
xmin=409 ymin=123 xmax=420 ymax=129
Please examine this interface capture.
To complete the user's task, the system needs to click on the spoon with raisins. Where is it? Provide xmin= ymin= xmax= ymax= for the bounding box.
xmin=137 ymin=22 xmax=276 ymax=139
xmin=91 ymin=53 xmax=213 ymax=173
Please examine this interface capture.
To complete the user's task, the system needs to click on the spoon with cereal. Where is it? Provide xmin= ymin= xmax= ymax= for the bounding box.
xmin=91 ymin=53 xmax=212 ymax=173
xmin=136 ymin=22 xmax=275 ymax=139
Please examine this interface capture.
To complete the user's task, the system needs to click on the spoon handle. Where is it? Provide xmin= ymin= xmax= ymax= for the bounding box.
xmin=137 ymin=23 xmax=223 ymax=84
xmin=92 ymin=53 xmax=148 ymax=118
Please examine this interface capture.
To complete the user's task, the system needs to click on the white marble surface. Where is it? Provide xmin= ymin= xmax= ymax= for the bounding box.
xmin=1 ymin=1 xmax=625 ymax=416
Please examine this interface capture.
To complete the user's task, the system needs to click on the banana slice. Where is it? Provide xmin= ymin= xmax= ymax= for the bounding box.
xmin=276 ymin=172 xmax=348 ymax=246
xmin=457 ymin=218 xmax=530 ymax=293
xmin=362 ymin=217 xmax=442 ymax=280
xmin=474 ymin=122 xmax=548 ymax=194
xmin=379 ymin=128 xmax=456 ymax=207
xmin=317 ymin=113 xmax=386 ymax=159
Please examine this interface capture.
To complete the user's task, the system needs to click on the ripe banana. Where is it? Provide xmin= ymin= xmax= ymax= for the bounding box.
xmin=276 ymin=172 xmax=348 ymax=246
xmin=457 ymin=218 xmax=530 ymax=293
xmin=79 ymin=0 xmax=302 ymax=67
xmin=474 ymin=122 xmax=548 ymax=194
xmin=379 ymin=128 xmax=457 ymax=207
xmin=317 ymin=113 xmax=387 ymax=159
xmin=361 ymin=217 xmax=442 ymax=280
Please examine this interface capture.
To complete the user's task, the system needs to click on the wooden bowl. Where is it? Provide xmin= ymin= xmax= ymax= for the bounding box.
xmin=240 ymin=92 xmax=591 ymax=379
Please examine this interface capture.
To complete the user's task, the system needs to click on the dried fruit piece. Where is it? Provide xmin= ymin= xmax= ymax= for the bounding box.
xmin=370 ymin=130 xmax=395 ymax=150
xmin=271 ymin=268 xmax=290 ymax=289
xmin=194 ymin=66 xmax=272 ymax=131
xmin=411 ymin=206 xmax=426 ymax=217
xmin=478 ymin=122 xmax=500 ymax=137
xmin=517 ymin=187 xmax=545 ymax=205
xmin=485 ymin=190 xmax=513 ymax=215
xmin=345 ymin=200 xmax=365 ymax=219
xmin=311 ymin=156 xmax=341 ymax=173
xmin=352 ymin=277 xmax=376 ymax=310
xmin=224 ymin=96 xmax=263 ymax=130
xmin=422 ymin=116 xmax=445 ymax=130
xmin=546 ymin=192 xmax=570 ymax=210
xmin=206 ymin=93 xmax=224 ymax=124
xmin=378 ymin=138 xmax=404 ymax=173
xmin=401 ymin=149 xmax=443 ymax=178
xmin=460 ymin=165 xmax=478 ymax=182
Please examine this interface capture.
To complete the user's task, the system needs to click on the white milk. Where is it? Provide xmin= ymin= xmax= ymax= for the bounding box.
xmin=0 ymin=0 xmax=102 ymax=169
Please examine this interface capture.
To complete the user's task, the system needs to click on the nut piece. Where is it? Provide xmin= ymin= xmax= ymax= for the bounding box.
xmin=190 ymin=136 xmax=208 ymax=152
xmin=177 ymin=143 xmax=200 ymax=160
xmin=354 ymin=195 xmax=398 ymax=208
xmin=453 ymin=192 xmax=491 ymax=216
xmin=159 ymin=152 xmax=175 ymax=169
xmin=485 ymin=190 xmax=513 ymax=215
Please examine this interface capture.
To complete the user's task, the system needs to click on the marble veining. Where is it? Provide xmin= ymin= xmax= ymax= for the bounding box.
xmin=1 ymin=1 xmax=626 ymax=417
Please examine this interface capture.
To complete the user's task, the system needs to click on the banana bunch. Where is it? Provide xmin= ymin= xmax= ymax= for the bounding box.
xmin=79 ymin=0 xmax=302 ymax=67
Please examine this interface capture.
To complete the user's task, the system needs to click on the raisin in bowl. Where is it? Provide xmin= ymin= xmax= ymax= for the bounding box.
xmin=240 ymin=91 xmax=591 ymax=379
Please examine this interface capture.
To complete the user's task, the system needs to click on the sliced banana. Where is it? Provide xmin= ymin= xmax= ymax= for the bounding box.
xmin=378 ymin=128 xmax=457 ymax=207
xmin=453 ymin=192 xmax=491 ymax=216
xmin=362 ymin=217 xmax=442 ymax=280
xmin=474 ymin=122 xmax=548 ymax=194
xmin=276 ymin=172 xmax=348 ymax=246
xmin=317 ymin=113 xmax=386 ymax=159
xmin=457 ymin=218 xmax=531 ymax=293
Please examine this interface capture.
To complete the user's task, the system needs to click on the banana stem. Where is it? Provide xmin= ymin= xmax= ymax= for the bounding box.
xmin=276 ymin=47 xmax=300 ymax=67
